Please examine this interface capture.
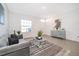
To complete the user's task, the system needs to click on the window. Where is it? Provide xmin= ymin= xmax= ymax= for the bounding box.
xmin=0 ymin=4 xmax=4 ymax=25
xmin=21 ymin=19 xmax=32 ymax=32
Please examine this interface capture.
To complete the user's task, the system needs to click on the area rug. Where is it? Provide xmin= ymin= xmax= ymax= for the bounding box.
xmin=29 ymin=40 xmax=70 ymax=56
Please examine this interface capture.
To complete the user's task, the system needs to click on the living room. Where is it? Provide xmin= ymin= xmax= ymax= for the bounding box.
xmin=0 ymin=3 xmax=79 ymax=56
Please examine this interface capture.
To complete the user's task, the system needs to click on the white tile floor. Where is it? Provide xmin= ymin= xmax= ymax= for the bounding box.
xmin=42 ymin=35 xmax=79 ymax=56
xmin=24 ymin=35 xmax=79 ymax=56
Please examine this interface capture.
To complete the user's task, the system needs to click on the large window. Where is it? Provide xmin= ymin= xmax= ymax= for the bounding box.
xmin=21 ymin=19 xmax=32 ymax=32
xmin=0 ymin=4 xmax=4 ymax=25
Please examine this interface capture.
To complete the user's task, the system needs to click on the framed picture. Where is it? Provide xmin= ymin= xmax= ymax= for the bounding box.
xmin=0 ymin=4 xmax=4 ymax=25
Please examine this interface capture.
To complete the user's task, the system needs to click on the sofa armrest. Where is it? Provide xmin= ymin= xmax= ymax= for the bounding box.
xmin=0 ymin=41 xmax=30 ymax=56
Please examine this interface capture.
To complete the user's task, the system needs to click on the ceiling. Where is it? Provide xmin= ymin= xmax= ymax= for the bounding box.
xmin=6 ymin=3 xmax=79 ymax=18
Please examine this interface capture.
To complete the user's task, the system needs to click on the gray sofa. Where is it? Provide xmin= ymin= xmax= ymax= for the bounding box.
xmin=0 ymin=39 xmax=70 ymax=56
xmin=0 ymin=40 xmax=30 ymax=56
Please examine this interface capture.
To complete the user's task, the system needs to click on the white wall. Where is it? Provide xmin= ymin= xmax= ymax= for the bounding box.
xmin=8 ymin=11 xmax=63 ymax=38
xmin=0 ymin=4 xmax=9 ymax=47
xmin=62 ymin=8 xmax=79 ymax=42
xmin=8 ymin=12 xmax=47 ymax=38
xmin=8 ymin=5 xmax=79 ymax=42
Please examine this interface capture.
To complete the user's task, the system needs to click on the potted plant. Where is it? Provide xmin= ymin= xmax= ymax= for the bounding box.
xmin=17 ymin=31 xmax=23 ymax=39
xmin=36 ymin=30 xmax=43 ymax=40
xmin=38 ymin=30 xmax=43 ymax=37
xmin=54 ymin=19 xmax=61 ymax=30
xmin=17 ymin=31 xmax=21 ymax=35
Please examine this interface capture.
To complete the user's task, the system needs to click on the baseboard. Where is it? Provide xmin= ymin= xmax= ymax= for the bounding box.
xmin=66 ymin=38 xmax=79 ymax=43
xmin=44 ymin=34 xmax=79 ymax=42
xmin=51 ymin=36 xmax=66 ymax=40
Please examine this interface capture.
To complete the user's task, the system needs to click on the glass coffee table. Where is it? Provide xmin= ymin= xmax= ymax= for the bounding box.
xmin=31 ymin=39 xmax=46 ymax=48
xmin=29 ymin=38 xmax=69 ymax=56
xmin=29 ymin=39 xmax=55 ymax=55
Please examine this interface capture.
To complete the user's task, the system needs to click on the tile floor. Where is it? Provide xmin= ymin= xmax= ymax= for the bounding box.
xmin=24 ymin=35 xmax=79 ymax=56
xmin=42 ymin=35 xmax=79 ymax=56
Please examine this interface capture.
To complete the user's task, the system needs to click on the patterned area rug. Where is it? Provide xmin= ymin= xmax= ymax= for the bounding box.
xmin=30 ymin=40 xmax=65 ymax=56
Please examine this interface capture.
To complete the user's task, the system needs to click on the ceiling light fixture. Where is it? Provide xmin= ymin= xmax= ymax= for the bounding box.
xmin=42 ymin=6 xmax=47 ymax=10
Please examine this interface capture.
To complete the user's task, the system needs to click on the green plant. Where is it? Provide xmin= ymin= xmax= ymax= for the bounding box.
xmin=37 ymin=30 xmax=43 ymax=37
xmin=17 ymin=31 xmax=21 ymax=35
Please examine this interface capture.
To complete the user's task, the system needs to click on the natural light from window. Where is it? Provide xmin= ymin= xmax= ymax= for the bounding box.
xmin=21 ymin=19 xmax=32 ymax=32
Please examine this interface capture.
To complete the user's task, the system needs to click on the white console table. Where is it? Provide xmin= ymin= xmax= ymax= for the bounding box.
xmin=51 ymin=29 xmax=66 ymax=39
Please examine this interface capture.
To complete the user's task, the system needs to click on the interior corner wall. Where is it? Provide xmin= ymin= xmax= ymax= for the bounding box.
xmin=8 ymin=11 xmax=62 ymax=38
xmin=62 ymin=8 xmax=79 ymax=42
xmin=8 ymin=6 xmax=79 ymax=42
xmin=0 ymin=4 xmax=9 ymax=47
xmin=8 ymin=12 xmax=49 ymax=38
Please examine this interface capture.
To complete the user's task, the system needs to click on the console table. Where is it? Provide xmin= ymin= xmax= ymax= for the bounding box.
xmin=51 ymin=29 xmax=66 ymax=39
